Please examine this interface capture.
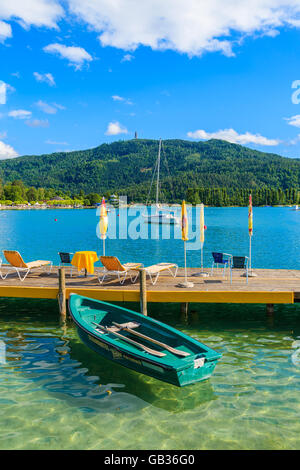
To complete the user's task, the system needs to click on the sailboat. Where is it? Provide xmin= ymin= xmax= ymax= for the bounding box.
xmin=143 ymin=139 xmax=180 ymax=224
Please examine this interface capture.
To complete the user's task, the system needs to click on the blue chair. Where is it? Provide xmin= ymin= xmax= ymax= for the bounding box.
xmin=211 ymin=252 xmax=232 ymax=276
xmin=58 ymin=252 xmax=74 ymax=277
xmin=230 ymin=256 xmax=249 ymax=284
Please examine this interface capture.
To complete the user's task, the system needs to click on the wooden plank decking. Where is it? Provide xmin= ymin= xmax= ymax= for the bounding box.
xmin=0 ymin=266 xmax=299 ymax=304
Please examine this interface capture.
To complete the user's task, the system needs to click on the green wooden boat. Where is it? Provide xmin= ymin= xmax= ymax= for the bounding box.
xmin=69 ymin=294 xmax=222 ymax=387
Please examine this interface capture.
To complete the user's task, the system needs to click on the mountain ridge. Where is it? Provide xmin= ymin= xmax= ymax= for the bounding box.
xmin=0 ymin=139 xmax=299 ymax=202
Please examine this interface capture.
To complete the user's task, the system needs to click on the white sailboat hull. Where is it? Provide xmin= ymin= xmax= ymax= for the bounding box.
xmin=143 ymin=213 xmax=180 ymax=224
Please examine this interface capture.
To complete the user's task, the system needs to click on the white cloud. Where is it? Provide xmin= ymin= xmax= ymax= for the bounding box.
xmin=8 ymin=109 xmax=32 ymax=119
xmin=284 ymin=115 xmax=300 ymax=128
xmin=33 ymin=72 xmax=55 ymax=86
xmin=52 ymin=102 xmax=65 ymax=110
xmin=0 ymin=20 xmax=12 ymax=42
xmin=0 ymin=81 xmax=6 ymax=104
xmin=35 ymin=100 xmax=65 ymax=114
xmin=67 ymin=0 xmax=300 ymax=57
xmin=1 ymin=1 xmax=300 ymax=58
xmin=112 ymin=95 xmax=124 ymax=102
xmin=105 ymin=121 xmax=128 ymax=135
xmin=112 ymin=95 xmax=133 ymax=105
xmin=0 ymin=140 xmax=18 ymax=159
xmin=187 ymin=128 xmax=280 ymax=146
xmin=121 ymin=54 xmax=134 ymax=62
xmin=0 ymin=81 xmax=15 ymax=105
xmin=25 ymin=119 xmax=49 ymax=128
xmin=35 ymin=100 xmax=57 ymax=114
xmin=0 ymin=1 xmax=63 ymax=41
xmin=287 ymin=134 xmax=300 ymax=145
xmin=46 ymin=139 xmax=69 ymax=145
xmin=43 ymin=43 xmax=93 ymax=69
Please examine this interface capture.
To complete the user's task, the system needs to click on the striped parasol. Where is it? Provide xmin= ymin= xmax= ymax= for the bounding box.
xmin=99 ymin=197 xmax=108 ymax=255
xmin=248 ymin=194 xmax=253 ymax=237
xmin=181 ymin=200 xmax=189 ymax=242
xmin=248 ymin=194 xmax=256 ymax=275
xmin=194 ymin=202 xmax=208 ymax=277
xmin=177 ymin=200 xmax=194 ymax=288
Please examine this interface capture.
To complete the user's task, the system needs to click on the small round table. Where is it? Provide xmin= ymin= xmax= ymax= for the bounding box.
xmin=71 ymin=251 xmax=99 ymax=276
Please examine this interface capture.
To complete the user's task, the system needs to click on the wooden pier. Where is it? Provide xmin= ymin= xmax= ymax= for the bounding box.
xmin=0 ymin=266 xmax=299 ymax=310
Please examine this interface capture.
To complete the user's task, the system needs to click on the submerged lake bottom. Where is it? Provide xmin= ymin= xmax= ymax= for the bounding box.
xmin=0 ymin=298 xmax=300 ymax=450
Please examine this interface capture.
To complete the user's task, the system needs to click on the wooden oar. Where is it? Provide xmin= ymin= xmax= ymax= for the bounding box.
xmin=92 ymin=322 xmax=166 ymax=358
xmin=112 ymin=321 xmax=190 ymax=357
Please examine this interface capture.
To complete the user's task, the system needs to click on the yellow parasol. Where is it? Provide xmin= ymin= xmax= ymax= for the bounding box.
xmin=247 ymin=194 xmax=256 ymax=276
xmin=200 ymin=203 xmax=205 ymax=246
xmin=248 ymin=194 xmax=253 ymax=270
xmin=199 ymin=203 xmax=208 ymax=276
xmin=248 ymin=194 xmax=253 ymax=237
xmin=177 ymin=200 xmax=194 ymax=288
xmin=194 ymin=202 xmax=208 ymax=277
xmin=181 ymin=200 xmax=189 ymax=242
xmin=99 ymin=197 xmax=108 ymax=255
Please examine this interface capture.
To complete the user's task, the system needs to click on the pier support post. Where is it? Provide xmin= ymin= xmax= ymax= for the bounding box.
xmin=58 ymin=267 xmax=67 ymax=319
xmin=139 ymin=268 xmax=147 ymax=316
xmin=180 ymin=302 xmax=189 ymax=317
xmin=266 ymin=303 xmax=274 ymax=316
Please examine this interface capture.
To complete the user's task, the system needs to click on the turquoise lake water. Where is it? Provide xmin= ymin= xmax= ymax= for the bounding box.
xmin=0 ymin=207 xmax=300 ymax=450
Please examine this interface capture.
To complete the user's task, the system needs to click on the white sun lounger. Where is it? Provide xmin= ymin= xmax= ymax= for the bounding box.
xmin=98 ymin=256 xmax=143 ymax=285
xmin=0 ymin=257 xmax=10 ymax=280
xmin=144 ymin=262 xmax=178 ymax=285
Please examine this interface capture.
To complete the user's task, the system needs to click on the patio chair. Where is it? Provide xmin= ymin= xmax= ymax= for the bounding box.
xmin=144 ymin=263 xmax=178 ymax=285
xmin=3 ymin=250 xmax=53 ymax=282
xmin=58 ymin=252 xmax=74 ymax=277
xmin=98 ymin=256 xmax=143 ymax=285
xmin=230 ymin=256 xmax=249 ymax=284
xmin=211 ymin=252 xmax=232 ymax=276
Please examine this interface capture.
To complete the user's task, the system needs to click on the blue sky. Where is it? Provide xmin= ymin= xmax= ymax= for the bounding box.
xmin=1 ymin=1 xmax=300 ymax=159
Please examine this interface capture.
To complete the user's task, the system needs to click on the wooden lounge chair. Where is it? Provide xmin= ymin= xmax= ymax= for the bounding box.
xmin=98 ymin=256 xmax=142 ymax=285
xmin=2 ymin=250 xmax=53 ymax=281
xmin=144 ymin=262 xmax=178 ymax=285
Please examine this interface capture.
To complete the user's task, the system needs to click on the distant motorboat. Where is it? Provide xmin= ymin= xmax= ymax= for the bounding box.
xmin=291 ymin=205 xmax=299 ymax=211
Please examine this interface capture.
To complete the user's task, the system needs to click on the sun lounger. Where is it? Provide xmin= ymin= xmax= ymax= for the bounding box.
xmin=0 ymin=256 xmax=9 ymax=280
xmin=144 ymin=262 xmax=178 ymax=285
xmin=2 ymin=250 xmax=53 ymax=281
xmin=98 ymin=256 xmax=142 ymax=284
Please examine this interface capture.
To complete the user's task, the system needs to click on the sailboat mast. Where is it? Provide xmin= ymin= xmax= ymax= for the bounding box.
xmin=156 ymin=138 xmax=162 ymax=205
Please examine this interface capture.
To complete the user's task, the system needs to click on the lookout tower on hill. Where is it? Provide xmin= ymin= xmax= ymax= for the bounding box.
xmin=134 ymin=131 xmax=138 ymax=139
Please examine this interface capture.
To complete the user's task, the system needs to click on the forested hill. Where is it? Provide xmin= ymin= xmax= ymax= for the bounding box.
xmin=0 ymin=139 xmax=299 ymax=203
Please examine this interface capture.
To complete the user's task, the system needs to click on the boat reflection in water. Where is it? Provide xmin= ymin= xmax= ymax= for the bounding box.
xmin=69 ymin=338 xmax=217 ymax=413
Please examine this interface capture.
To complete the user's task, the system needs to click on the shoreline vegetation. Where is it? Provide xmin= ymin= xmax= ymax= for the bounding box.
xmin=0 ymin=179 xmax=299 ymax=209
xmin=0 ymin=202 xmax=298 ymax=210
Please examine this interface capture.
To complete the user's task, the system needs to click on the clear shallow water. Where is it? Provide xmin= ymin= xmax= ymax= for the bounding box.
xmin=0 ymin=300 xmax=300 ymax=450
xmin=0 ymin=207 xmax=300 ymax=449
